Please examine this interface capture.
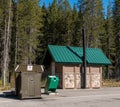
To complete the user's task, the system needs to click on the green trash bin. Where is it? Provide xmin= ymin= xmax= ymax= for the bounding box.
xmin=45 ymin=75 xmax=59 ymax=93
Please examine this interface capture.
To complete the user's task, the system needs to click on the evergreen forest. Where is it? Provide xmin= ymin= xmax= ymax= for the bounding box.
xmin=0 ymin=0 xmax=120 ymax=86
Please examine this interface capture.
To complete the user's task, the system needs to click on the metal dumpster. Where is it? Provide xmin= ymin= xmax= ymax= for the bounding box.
xmin=15 ymin=65 xmax=44 ymax=99
xmin=45 ymin=75 xmax=59 ymax=93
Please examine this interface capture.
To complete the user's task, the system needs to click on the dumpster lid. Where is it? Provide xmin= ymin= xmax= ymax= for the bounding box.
xmin=15 ymin=65 xmax=44 ymax=73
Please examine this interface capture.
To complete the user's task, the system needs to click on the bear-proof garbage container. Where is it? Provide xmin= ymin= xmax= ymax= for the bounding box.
xmin=15 ymin=65 xmax=44 ymax=99
xmin=45 ymin=75 xmax=59 ymax=93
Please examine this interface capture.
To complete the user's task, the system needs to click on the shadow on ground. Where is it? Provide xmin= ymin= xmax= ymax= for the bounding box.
xmin=0 ymin=91 xmax=19 ymax=100
xmin=0 ymin=91 xmax=45 ymax=100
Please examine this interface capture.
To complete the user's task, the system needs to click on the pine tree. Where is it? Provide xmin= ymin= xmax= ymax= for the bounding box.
xmin=45 ymin=0 xmax=58 ymax=45
xmin=104 ymin=1 xmax=115 ymax=78
xmin=0 ymin=0 xmax=12 ymax=86
xmin=42 ymin=0 xmax=73 ymax=46
xmin=113 ymin=0 xmax=120 ymax=79
xmin=9 ymin=0 xmax=17 ymax=69
xmin=35 ymin=4 xmax=47 ymax=63
xmin=71 ymin=4 xmax=82 ymax=46
xmin=57 ymin=0 xmax=73 ymax=45
xmin=78 ymin=0 xmax=105 ymax=48
xmin=16 ymin=0 xmax=42 ymax=64
xmin=0 ymin=2 xmax=4 ymax=79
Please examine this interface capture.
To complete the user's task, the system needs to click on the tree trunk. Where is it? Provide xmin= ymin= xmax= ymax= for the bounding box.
xmin=2 ymin=0 xmax=12 ymax=86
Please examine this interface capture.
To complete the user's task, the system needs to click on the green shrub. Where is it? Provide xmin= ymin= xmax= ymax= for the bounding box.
xmin=0 ymin=80 xmax=2 ymax=87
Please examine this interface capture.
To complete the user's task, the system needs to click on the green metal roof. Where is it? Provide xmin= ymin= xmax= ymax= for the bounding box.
xmin=48 ymin=45 xmax=82 ymax=64
xmin=69 ymin=46 xmax=111 ymax=65
xmin=47 ymin=45 xmax=111 ymax=65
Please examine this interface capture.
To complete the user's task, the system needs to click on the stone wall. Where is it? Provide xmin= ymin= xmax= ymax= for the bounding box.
xmin=90 ymin=67 xmax=102 ymax=88
xmin=45 ymin=62 xmax=102 ymax=89
xmin=62 ymin=65 xmax=80 ymax=89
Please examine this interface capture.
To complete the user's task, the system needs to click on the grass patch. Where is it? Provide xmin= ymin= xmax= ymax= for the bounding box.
xmin=0 ymin=80 xmax=11 ymax=91
xmin=0 ymin=80 xmax=2 ymax=87
xmin=41 ymin=78 xmax=47 ymax=88
xmin=103 ymin=79 xmax=120 ymax=87
xmin=0 ymin=85 xmax=11 ymax=91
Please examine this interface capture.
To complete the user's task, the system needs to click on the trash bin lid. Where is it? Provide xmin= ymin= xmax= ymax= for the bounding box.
xmin=49 ymin=76 xmax=56 ymax=78
xmin=15 ymin=65 xmax=44 ymax=73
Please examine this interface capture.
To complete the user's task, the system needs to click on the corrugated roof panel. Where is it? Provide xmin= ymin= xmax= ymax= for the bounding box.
xmin=69 ymin=46 xmax=111 ymax=65
xmin=48 ymin=45 xmax=82 ymax=63
xmin=86 ymin=48 xmax=111 ymax=65
xmin=48 ymin=45 xmax=111 ymax=65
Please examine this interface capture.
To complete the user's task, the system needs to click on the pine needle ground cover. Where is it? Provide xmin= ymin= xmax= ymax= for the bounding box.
xmin=103 ymin=79 xmax=120 ymax=87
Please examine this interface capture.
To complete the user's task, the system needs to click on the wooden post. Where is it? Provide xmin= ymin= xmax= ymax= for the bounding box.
xmin=82 ymin=28 xmax=87 ymax=89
